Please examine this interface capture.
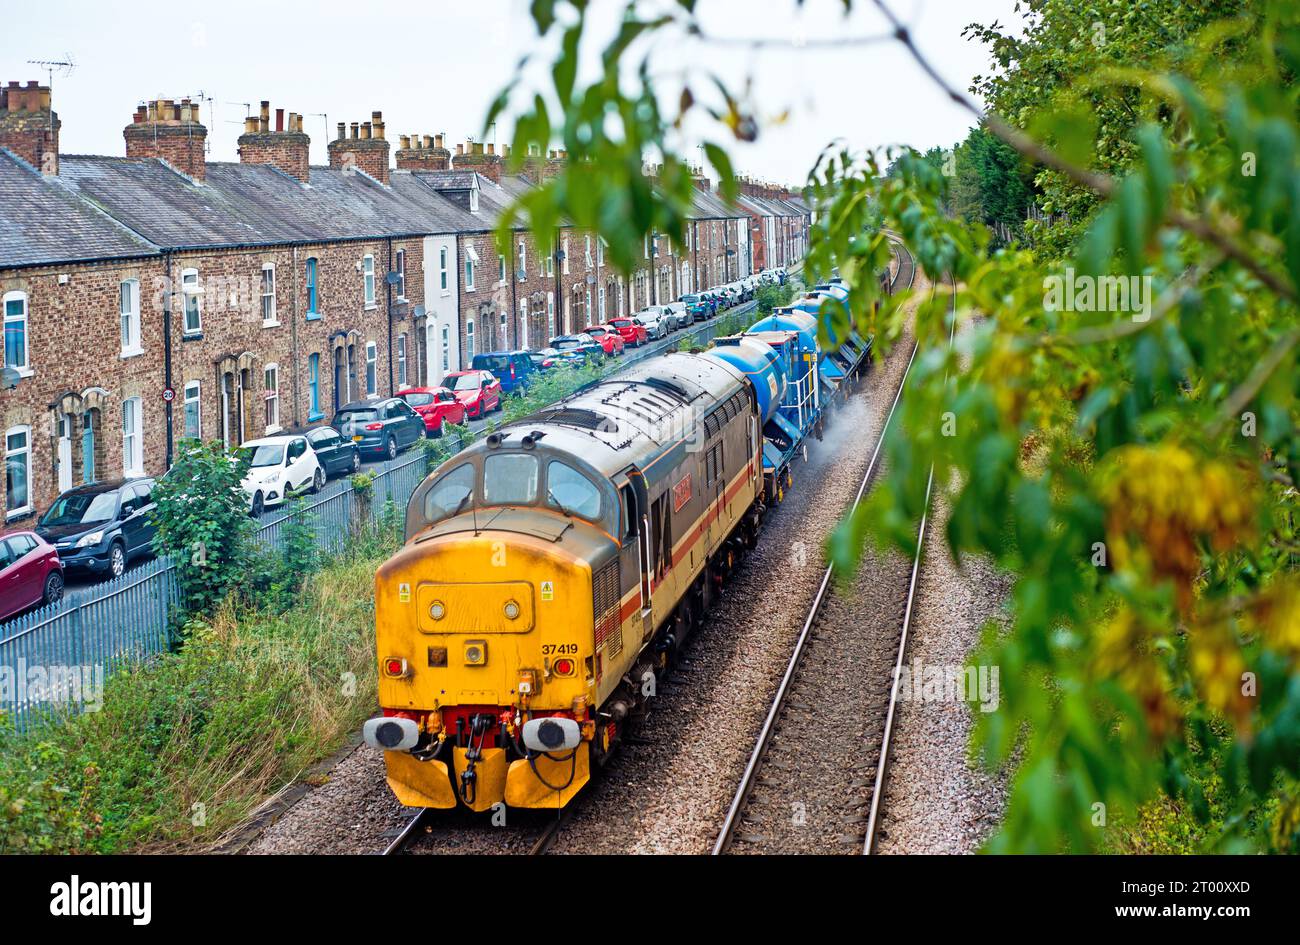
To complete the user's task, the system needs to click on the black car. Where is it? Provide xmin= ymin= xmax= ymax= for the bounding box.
xmin=35 ymin=478 xmax=157 ymax=579
xmin=332 ymin=398 xmax=426 ymax=461
xmin=303 ymin=425 xmax=361 ymax=478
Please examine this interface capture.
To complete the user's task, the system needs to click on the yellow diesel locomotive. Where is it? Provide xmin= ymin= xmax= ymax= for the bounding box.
xmin=364 ymin=351 xmax=767 ymax=811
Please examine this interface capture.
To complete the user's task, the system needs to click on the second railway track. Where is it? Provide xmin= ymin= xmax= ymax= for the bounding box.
xmin=713 ymin=249 xmax=953 ymax=855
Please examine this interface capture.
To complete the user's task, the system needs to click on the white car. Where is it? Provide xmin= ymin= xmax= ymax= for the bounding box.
xmin=661 ymin=301 xmax=688 ymax=330
xmin=238 ymin=434 xmax=324 ymax=517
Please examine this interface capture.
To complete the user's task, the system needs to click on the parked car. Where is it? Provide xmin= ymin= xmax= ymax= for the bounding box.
xmin=608 ymin=316 xmax=649 ymax=347
xmin=582 ymin=325 xmax=625 ymax=356
xmin=634 ymin=310 xmax=670 ymax=340
xmin=444 ymin=370 xmax=503 ymax=420
xmin=662 ymin=301 xmax=689 ymax=330
xmin=472 ymin=351 xmax=536 ymax=396
xmin=303 ymin=425 xmax=361 ymax=478
xmin=679 ymin=294 xmax=712 ymax=321
xmin=238 ymin=435 xmax=324 ymax=517
xmin=550 ymin=334 xmax=606 ymax=362
xmin=333 ymin=398 xmax=427 ymax=461
xmin=399 ymin=386 xmax=468 ymax=436
xmin=530 ymin=346 xmax=583 ymax=370
xmin=0 ymin=529 xmax=64 ymax=619
xmin=35 ymin=478 xmax=158 ymax=579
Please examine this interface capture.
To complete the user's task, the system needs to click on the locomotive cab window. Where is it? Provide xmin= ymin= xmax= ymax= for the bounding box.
xmin=424 ymin=464 xmax=475 ymax=522
xmin=547 ymin=461 xmax=602 ymax=522
xmin=484 ymin=453 xmax=539 ymax=506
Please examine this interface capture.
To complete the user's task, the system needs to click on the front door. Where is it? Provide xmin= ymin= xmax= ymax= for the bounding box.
xmin=56 ymin=414 xmax=72 ymax=493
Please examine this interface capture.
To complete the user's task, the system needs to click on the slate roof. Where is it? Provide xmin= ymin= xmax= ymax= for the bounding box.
xmin=0 ymin=150 xmax=158 ymax=267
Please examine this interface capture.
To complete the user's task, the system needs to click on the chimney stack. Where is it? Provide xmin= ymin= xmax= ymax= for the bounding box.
xmin=395 ymin=131 xmax=451 ymax=172
xmin=237 ymin=99 xmax=312 ymax=182
xmin=0 ymin=80 xmax=60 ymax=175
xmin=123 ymin=95 xmax=207 ymax=181
xmin=328 ymin=110 xmax=391 ymax=184
xmin=452 ymin=136 xmax=503 ymax=182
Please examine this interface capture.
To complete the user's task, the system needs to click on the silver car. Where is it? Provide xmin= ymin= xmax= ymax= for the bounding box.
xmin=636 ymin=311 xmax=670 ymax=340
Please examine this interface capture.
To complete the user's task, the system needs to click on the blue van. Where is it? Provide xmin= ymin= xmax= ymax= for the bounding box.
xmin=471 ymin=351 xmax=535 ymax=396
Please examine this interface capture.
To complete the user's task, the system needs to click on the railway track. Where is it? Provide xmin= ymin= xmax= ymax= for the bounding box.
xmin=713 ymin=244 xmax=953 ymax=855
xmin=381 ymin=804 xmax=572 ymax=856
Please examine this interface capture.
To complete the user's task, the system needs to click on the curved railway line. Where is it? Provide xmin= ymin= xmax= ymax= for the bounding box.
xmin=712 ymin=247 xmax=959 ymax=855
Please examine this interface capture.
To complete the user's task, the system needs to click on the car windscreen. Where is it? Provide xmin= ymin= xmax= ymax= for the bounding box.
xmin=246 ymin=444 xmax=285 ymax=467
xmin=474 ymin=356 xmax=510 ymax=372
xmin=335 ymin=409 xmax=378 ymax=434
xmin=553 ymin=339 xmax=580 ymax=350
xmin=450 ymin=374 xmax=481 ymax=392
xmin=39 ymin=491 xmax=118 ymax=527
xmin=403 ymin=392 xmax=435 ymax=406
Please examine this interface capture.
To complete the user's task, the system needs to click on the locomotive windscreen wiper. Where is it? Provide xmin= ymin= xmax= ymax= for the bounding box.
xmin=547 ymin=488 xmax=574 ymax=519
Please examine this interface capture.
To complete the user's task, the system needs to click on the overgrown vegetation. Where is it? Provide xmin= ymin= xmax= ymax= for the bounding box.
xmin=488 ymin=0 xmax=1300 ymax=852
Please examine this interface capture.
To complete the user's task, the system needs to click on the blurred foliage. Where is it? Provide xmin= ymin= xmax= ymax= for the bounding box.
xmin=495 ymin=0 xmax=1300 ymax=851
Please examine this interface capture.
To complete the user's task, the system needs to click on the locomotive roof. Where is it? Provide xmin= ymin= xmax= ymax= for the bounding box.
xmin=486 ymin=351 xmax=748 ymax=480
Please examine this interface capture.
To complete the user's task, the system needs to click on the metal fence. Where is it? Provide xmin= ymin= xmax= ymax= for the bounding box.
xmin=0 ymin=447 xmax=435 ymax=733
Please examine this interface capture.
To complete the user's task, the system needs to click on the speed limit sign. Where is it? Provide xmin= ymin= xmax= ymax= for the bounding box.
xmin=162 ymin=387 xmax=176 ymax=403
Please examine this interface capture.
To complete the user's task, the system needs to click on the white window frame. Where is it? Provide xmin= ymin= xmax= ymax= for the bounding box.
xmin=365 ymin=342 xmax=378 ymax=397
xmin=119 ymin=279 xmax=142 ymax=357
xmin=264 ymin=363 xmax=280 ymax=433
xmin=519 ymin=299 xmax=528 ymax=350
xmin=597 ymin=238 xmax=604 ymax=267
xmin=394 ymin=249 xmax=407 ymax=300
xmin=441 ymin=325 xmax=450 ymax=372
xmin=2 ymin=291 xmax=30 ymax=376
xmin=439 ymin=247 xmax=449 ymax=293
xmin=183 ymin=381 xmax=202 ymax=440
xmin=260 ymin=264 xmax=278 ymax=327
xmin=584 ymin=236 xmax=592 ymax=269
xmin=562 ymin=237 xmax=570 ymax=275
xmin=517 ymin=240 xmax=527 ymax=278
xmin=466 ymin=319 xmax=476 ymax=361
xmin=598 ymin=286 xmax=606 ymax=319
xmin=181 ymin=268 xmax=202 ymax=334
xmin=397 ymin=334 xmax=408 ymax=388
xmin=363 ymin=254 xmax=376 ymax=308
xmin=4 ymin=425 xmax=32 ymax=519
xmin=546 ymin=292 xmax=555 ymax=339
xmin=121 ymin=397 xmax=143 ymax=479
xmin=498 ymin=254 xmax=507 ymax=285
xmin=465 ymin=255 xmax=476 ymax=291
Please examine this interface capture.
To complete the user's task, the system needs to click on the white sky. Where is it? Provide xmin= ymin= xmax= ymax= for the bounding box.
xmin=1 ymin=0 xmax=1022 ymax=186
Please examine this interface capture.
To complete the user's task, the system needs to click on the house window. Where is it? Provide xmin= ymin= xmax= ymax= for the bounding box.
xmin=545 ymin=253 xmax=554 ymax=277
xmin=499 ymin=310 xmax=507 ymax=348
xmin=465 ymin=256 xmax=475 ymax=290
xmin=517 ymin=241 xmax=527 ymax=277
xmin=519 ymin=300 xmax=528 ymax=349
xmin=264 ymin=364 xmax=280 ymax=431
xmin=395 ymin=249 xmax=406 ymax=299
xmin=181 ymin=268 xmax=201 ymax=333
xmin=363 ymin=254 xmax=376 ymax=306
xmin=562 ymin=237 xmax=570 ymax=275
xmin=597 ymin=239 xmax=604 ymax=267
xmin=643 ymin=234 xmax=650 ymax=259
xmin=365 ymin=342 xmax=377 ymax=397
xmin=546 ymin=293 xmax=555 ymax=339
xmin=439 ymin=248 xmax=449 ymax=291
xmin=4 ymin=426 xmax=31 ymax=517
xmin=121 ymin=398 xmax=143 ymax=479
xmin=2 ymin=291 xmax=27 ymax=373
xmin=397 ymin=334 xmax=408 ymax=387
xmin=183 ymin=381 xmax=202 ymax=440
xmin=119 ymin=279 xmax=141 ymax=355
xmin=584 ymin=236 xmax=592 ymax=269
xmin=261 ymin=264 xmax=277 ymax=325
xmin=466 ymin=320 xmax=475 ymax=361
xmin=305 ymin=257 xmax=319 ymax=317
xmin=598 ymin=286 xmax=606 ymax=319
xmin=308 ymin=354 xmax=322 ymax=419
xmin=498 ymin=254 xmax=506 ymax=284
xmin=441 ymin=325 xmax=450 ymax=372
xmin=81 ymin=413 xmax=96 ymax=484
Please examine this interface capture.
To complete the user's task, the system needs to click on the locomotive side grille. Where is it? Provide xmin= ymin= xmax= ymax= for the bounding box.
xmin=593 ymin=560 xmax=623 ymax=658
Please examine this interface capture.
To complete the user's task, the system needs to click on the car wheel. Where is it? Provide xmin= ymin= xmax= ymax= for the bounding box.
xmin=312 ymin=469 xmax=324 ymax=494
xmin=386 ymin=435 xmax=398 ymax=460
xmin=43 ymin=571 xmax=64 ymax=606
xmin=108 ymin=542 xmax=126 ymax=579
xmin=251 ymin=492 xmax=265 ymax=518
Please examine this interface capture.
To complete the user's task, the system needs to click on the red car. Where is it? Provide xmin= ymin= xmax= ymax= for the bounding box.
xmin=583 ymin=325 xmax=625 ymax=356
xmin=444 ymin=370 xmax=503 ymax=419
xmin=0 ymin=529 xmax=64 ymax=621
xmin=399 ymin=386 xmax=468 ymax=437
xmin=609 ymin=316 xmax=649 ymax=348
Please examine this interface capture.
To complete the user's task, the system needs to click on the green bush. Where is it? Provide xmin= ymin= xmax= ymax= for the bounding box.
xmin=150 ymin=439 xmax=253 ymax=619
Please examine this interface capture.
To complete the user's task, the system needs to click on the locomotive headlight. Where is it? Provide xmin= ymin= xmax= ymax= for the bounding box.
xmin=503 ymin=599 xmax=521 ymax=620
xmin=463 ymin=640 xmax=487 ymax=665
xmin=429 ymin=600 xmax=446 ymax=621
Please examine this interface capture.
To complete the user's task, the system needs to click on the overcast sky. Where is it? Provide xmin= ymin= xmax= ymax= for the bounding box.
xmin=1 ymin=0 xmax=1022 ymax=186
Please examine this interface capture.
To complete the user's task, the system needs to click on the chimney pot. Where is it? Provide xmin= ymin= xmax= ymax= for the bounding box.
xmin=434 ymin=133 xmax=443 ymax=148
xmin=350 ymin=121 xmax=360 ymax=139
xmin=456 ymin=143 xmax=464 ymax=155
xmin=361 ymin=122 xmax=372 ymax=139
xmin=400 ymin=134 xmax=411 ymax=150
